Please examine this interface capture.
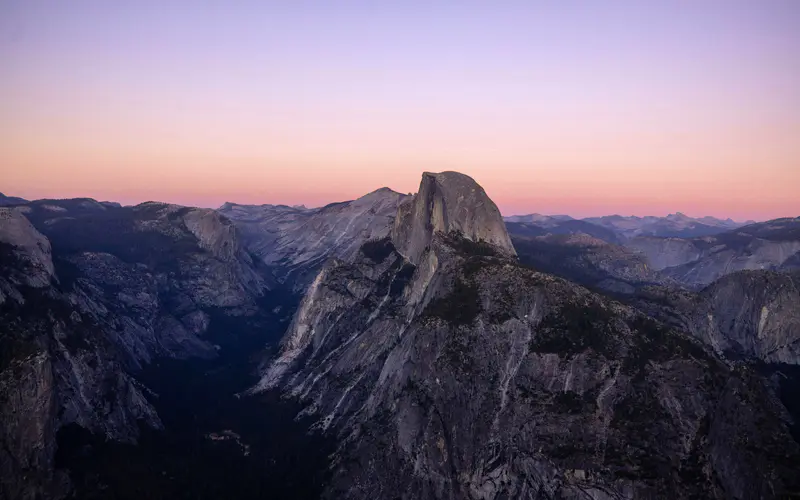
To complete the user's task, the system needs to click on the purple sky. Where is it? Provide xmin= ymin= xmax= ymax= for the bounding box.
xmin=2 ymin=1 xmax=799 ymax=219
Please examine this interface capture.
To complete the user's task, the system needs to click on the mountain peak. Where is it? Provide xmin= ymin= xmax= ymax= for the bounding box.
xmin=354 ymin=186 xmax=406 ymax=205
xmin=667 ymin=211 xmax=691 ymax=221
xmin=504 ymin=213 xmax=552 ymax=224
xmin=368 ymin=186 xmax=399 ymax=195
xmin=391 ymin=171 xmax=515 ymax=264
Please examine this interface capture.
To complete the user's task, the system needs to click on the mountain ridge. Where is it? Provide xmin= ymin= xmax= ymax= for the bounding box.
xmin=219 ymin=187 xmax=409 ymax=292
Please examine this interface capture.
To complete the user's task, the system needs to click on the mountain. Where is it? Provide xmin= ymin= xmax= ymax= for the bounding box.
xmin=2 ymin=189 xmax=418 ymax=499
xmin=256 ymin=172 xmax=800 ymax=499
xmin=504 ymin=218 xmax=672 ymax=295
xmin=510 ymin=232 xmax=666 ymax=294
xmin=0 ymin=192 xmax=28 ymax=206
xmin=1 ymin=207 xmax=160 ymax=499
xmin=3 ymin=183 xmax=798 ymax=499
xmin=218 ymin=187 xmax=408 ymax=291
xmin=391 ymin=171 xmax=515 ymax=264
xmin=696 ymin=215 xmax=754 ymax=229
xmin=626 ymin=217 xmax=800 ymax=287
xmin=634 ymin=270 xmax=800 ymax=366
xmin=506 ymin=219 xmax=622 ymax=244
xmin=582 ymin=213 xmax=751 ymax=239
xmin=629 ymin=269 xmax=800 ymax=451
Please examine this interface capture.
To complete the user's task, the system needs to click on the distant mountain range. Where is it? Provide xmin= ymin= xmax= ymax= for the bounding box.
xmin=506 ymin=212 xmax=800 ymax=289
xmin=503 ymin=212 xmax=800 ymax=290
xmin=1 ymin=191 xmax=794 ymax=292
xmin=0 ymin=191 xmax=764 ymax=236
xmin=506 ymin=212 xmax=757 ymax=240
xmin=625 ymin=217 xmax=800 ymax=287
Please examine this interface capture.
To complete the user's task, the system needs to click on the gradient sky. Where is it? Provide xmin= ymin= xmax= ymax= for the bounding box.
xmin=2 ymin=1 xmax=799 ymax=219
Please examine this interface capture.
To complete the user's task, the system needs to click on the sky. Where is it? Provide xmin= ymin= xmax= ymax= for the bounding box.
xmin=2 ymin=1 xmax=799 ymax=220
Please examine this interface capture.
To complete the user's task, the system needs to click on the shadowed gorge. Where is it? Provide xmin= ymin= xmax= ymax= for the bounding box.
xmin=0 ymin=201 xmax=340 ymax=499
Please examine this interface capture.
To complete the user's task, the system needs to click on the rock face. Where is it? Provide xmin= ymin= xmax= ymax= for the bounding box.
xmin=0 ymin=208 xmax=54 ymax=289
xmin=694 ymin=271 xmax=800 ymax=365
xmin=0 ymin=199 xmax=273 ymax=499
xmin=626 ymin=218 xmax=800 ymax=287
xmin=636 ymin=270 xmax=800 ymax=366
xmin=0 ymin=209 xmax=161 ymax=500
xmin=258 ymin=172 xmax=800 ymax=499
xmin=509 ymin=230 xmax=666 ymax=295
xmin=392 ymin=171 xmax=515 ymax=265
xmin=624 ymin=236 xmax=704 ymax=271
xmin=219 ymin=187 xmax=408 ymax=290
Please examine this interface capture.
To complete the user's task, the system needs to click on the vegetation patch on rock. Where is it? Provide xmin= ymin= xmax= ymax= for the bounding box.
xmin=360 ymin=237 xmax=396 ymax=264
xmin=422 ymin=278 xmax=481 ymax=326
xmin=529 ymin=301 xmax=618 ymax=358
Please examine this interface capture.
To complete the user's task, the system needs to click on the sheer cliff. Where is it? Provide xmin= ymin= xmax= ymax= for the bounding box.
xmin=1 ymin=207 xmax=160 ymax=499
xmin=635 ymin=270 xmax=800 ymax=366
xmin=391 ymin=171 xmax=515 ymax=265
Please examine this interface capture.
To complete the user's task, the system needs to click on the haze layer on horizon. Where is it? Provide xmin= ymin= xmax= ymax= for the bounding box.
xmin=2 ymin=1 xmax=798 ymax=220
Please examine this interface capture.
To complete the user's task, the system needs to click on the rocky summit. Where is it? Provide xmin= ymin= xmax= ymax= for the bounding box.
xmin=392 ymin=171 xmax=516 ymax=265
xmin=257 ymin=172 xmax=800 ymax=499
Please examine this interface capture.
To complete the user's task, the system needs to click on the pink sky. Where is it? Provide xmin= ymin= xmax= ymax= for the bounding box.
xmin=2 ymin=1 xmax=799 ymax=220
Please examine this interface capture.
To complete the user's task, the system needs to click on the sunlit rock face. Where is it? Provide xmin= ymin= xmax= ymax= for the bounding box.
xmin=258 ymin=172 xmax=800 ymax=499
xmin=0 ymin=208 xmax=54 ymax=290
xmin=220 ymin=187 xmax=409 ymax=291
xmin=392 ymin=171 xmax=515 ymax=265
